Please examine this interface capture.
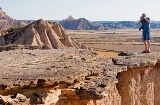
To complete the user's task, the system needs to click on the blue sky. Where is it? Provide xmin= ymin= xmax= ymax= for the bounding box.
xmin=1 ymin=0 xmax=160 ymax=21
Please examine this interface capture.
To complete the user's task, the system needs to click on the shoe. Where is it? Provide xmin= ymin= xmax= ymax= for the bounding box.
xmin=146 ymin=50 xmax=150 ymax=53
xmin=141 ymin=50 xmax=150 ymax=53
xmin=142 ymin=50 xmax=147 ymax=53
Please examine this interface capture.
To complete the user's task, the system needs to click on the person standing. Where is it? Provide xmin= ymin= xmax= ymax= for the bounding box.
xmin=138 ymin=13 xmax=151 ymax=53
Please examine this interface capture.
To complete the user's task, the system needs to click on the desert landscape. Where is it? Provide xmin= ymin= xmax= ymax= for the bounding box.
xmin=68 ymin=29 xmax=160 ymax=54
xmin=0 ymin=1 xmax=160 ymax=104
xmin=0 ymin=19 xmax=160 ymax=104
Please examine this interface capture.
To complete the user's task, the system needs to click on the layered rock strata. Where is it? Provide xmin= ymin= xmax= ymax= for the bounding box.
xmin=0 ymin=49 xmax=159 ymax=105
xmin=0 ymin=48 xmax=122 ymax=105
xmin=0 ymin=19 xmax=87 ymax=49
xmin=116 ymin=53 xmax=160 ymax=105
xmin=0 ymin=7 xmax=28 ymax=29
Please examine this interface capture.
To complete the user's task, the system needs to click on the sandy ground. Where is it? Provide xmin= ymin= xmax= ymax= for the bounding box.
xmin=96 ymin=51 xmax=118 ymax=57
xmin=86 ymin=44 xmax=160 ymax=52
xmin=67 ymin=29 xmax=160 ymax=53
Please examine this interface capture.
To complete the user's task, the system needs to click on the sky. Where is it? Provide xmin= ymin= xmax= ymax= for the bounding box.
xmin=1 ymin=0 xmax=160 ymax=21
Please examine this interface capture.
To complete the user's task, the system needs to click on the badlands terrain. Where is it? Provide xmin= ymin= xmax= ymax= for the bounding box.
xmin=0 ymin=20 xmax=160 ymax=105
xmin=0 ymin=7 xmax=160 ymax=105
xmin=0 ymin=7 xmax=29 ymax=29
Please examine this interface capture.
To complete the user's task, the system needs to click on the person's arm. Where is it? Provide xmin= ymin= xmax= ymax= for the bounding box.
xmin=138 ymin=19 xmax=142 ymax=24
xmin=144 ymin=18 xmax=151 ymax=24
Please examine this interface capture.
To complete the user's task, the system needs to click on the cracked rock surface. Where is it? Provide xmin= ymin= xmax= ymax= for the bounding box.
xmin=0 ymin=48 xmax=160 ymax=105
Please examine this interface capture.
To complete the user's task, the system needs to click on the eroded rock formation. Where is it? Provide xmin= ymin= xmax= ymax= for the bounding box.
xmin=0 ymin=48 xmax=122 ymax=105
xmin=0 ymin=19 xmax=87 ymax=49
xmin=116 ymin=54 xmax=160 ymax=105
xmin=0 ymin=7 xmax=29 ymax=29
xmin=0 ymin=48 xmax=159 ymax=105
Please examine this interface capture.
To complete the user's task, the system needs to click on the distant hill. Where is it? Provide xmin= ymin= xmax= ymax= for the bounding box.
xmin=60 ymin=16 xmax=101 ymax=30
xmin=1 ymin=9 xmax=160 ymax=30
xmin=59 ymin=16 xmax=141 ymax=30
xmin=0 ymin=7 xmax=29 ymax=29
xmin=59 ymin=16 xmax=160 ymax=30
xmin=60 ymin=16 xmax=140 ymax=30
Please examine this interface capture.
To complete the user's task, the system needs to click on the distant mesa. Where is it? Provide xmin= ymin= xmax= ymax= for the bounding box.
xmin=0 ymin=19 xmax=87 ymax=49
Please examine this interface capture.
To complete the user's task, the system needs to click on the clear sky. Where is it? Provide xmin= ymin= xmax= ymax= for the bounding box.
xmin=1 ymin=0 xmax=160 ymax=21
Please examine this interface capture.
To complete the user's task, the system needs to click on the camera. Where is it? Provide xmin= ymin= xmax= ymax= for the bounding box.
xmin=140 ymin=16 xmax=144 ymax=19
xmin=139 ymin=25 xmax=143 ymax=30
xmin=139 ymin=14 xmax=145 ymax=30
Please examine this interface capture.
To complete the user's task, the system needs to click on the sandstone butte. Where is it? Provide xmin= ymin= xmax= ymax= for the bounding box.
xmin=0 ymin=19 xmax=88 ymax=49
xmin=0 ymin=20 xmax=160 ymax=105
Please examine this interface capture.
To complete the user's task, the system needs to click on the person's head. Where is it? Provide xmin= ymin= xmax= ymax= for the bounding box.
xmin=142 ymin=13 xmax=146 ymax=18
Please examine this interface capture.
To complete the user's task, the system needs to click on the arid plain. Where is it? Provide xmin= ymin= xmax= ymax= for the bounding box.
xmin=68 ymin=29 xmax=160 ymax=56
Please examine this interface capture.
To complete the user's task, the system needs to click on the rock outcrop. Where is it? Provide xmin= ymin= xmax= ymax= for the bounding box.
xmin=0 ymin=19 xmax=87 ymax=49
xmin=0 ymin=48 xmax=160 ymax=105
xmin=0 ymin=7 xmax=11 ymax=20
xmin=115 ymin=53 xmax=160 ymax=105
xmin=0 ymin=7 xmax=29 ymax=29
xmin=0 ymin=48 xmax=122 ymax=105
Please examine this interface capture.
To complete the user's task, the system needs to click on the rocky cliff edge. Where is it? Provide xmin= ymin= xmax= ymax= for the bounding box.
xmin=0 ymin=49 xmax=160 ymax=105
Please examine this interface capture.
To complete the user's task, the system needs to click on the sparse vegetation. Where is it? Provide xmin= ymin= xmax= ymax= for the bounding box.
xmin=1 ymin=25 xmax=27 ymax=35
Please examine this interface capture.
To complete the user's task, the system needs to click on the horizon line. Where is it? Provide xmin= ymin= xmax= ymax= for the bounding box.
xmin=17 ymin=19 xmax=160 ymax=22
